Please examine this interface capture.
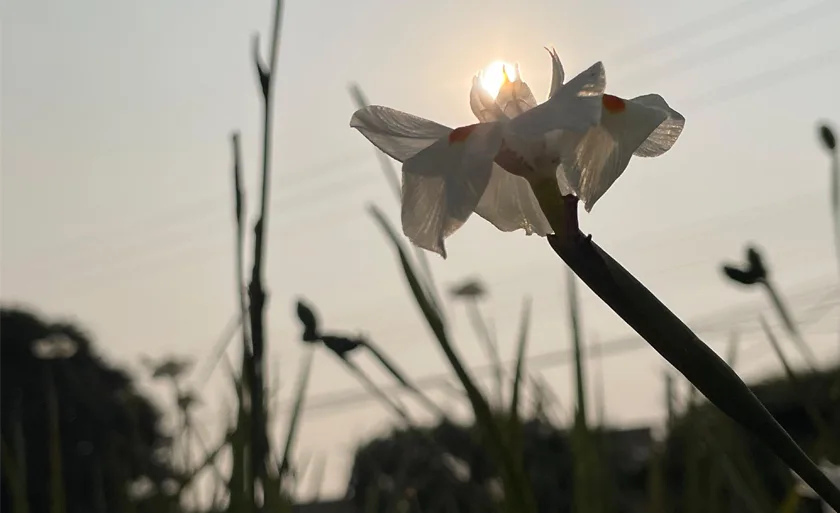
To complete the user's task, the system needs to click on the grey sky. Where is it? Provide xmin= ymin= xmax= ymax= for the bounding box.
xmin=3 ymin=0 xmax=840 ymax=498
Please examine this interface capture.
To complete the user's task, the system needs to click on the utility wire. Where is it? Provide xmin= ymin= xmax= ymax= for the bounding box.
xmin=9 ymin=0 xmax=835 ymax=281
xmin=277 ymin=282 xmax=838 ymax=417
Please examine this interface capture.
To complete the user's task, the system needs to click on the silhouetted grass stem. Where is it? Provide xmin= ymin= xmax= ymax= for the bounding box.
xmin=528 ymin=175 xmax=840 ymax=510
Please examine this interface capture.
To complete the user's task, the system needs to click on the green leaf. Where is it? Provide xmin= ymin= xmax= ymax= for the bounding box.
xmin=279 ymin=348 xmax=315 ymax=478
xmin=509 ymin=297 xmax=532 ymax=426
xmin=369 ymin=204 xmax=535 ymax=513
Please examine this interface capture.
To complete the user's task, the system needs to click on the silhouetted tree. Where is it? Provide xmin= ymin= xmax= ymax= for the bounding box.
xmin=1 ymin=307 xmax=181 ymax=513
xmin=663 ymin=365 xmax=840 ymax=513
xmin=346 ymin=417 xmax=651 ymax=513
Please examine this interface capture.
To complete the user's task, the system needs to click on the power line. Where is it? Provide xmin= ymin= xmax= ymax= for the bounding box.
xmin=617 ymin=0 xmax=839 ymax=84
xmin=681 ymin=45 xmax=840 ymax=108
xmin=278 ymin=281 xmax=838 ymax=417
xmin=26 ymin=43 xmax=836 ymax=291
xmin=8 ymin=149 xmax=374 ymax=269
xmin=607 ymin=0 xmax=797 ymax=62
xmin=7 ymin=5 xmax=838 ymax=306
xmin=9 ymin=0 xmax=827 ymax=276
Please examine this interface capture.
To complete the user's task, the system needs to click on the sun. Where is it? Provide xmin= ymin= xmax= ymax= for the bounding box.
xmin=480 ymin=60 xmax=517 ymax=98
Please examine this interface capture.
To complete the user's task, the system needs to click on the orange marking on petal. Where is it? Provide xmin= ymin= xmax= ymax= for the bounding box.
xmin=448 ymin=124 xmax=479 ymax=145
xmin=602 ymin=94 xmax=626 ymax=113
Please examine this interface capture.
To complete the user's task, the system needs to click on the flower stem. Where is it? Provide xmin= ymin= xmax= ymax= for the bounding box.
xmin=527 ymin=176 xmax=840 ymax=510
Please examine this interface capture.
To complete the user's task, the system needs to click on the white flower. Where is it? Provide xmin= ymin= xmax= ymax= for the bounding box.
xmin=350 ymin=49 xmax=685 ymax=257
xmin=545 ymin=50 xmax=685 ymax=211
xmin=351 ymin=56 xmax=605 ymax=257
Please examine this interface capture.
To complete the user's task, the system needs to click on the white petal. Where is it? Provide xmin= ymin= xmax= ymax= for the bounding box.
xmin=470 ymin=75 xmax=505 ymax=123
xmin=546 ymin=47 xmax=565 ymax=100
xmin=630 ymin=94 xmax=685 ymax=157
xmin=474 ymin=164 xmax=552 ymax=236
xmin=350 ymin=106 xmax=451 ymax=163
xmin=559 ymin=95 xmax=668 ymax=211
xmin=495 ymin=64 xmax=538 ymax=118
xmin=401 ymin=123 xmax=503 ymax=257
xmin=508 ymin=61 xmax=606 ymax=139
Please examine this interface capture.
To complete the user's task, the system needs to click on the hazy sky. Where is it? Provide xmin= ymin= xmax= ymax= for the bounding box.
xmin=3 ymin=0 xmax=840 ymax=499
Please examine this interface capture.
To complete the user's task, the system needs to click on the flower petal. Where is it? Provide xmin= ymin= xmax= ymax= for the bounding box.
xmin=559 ymin=95 xmax=668 ymax=211
xmin=495 ymin=63 xmax=538 ymax=118
xmin=546 ymin=47 xmax=565 ymax=100
xmin=630 ymin=94 xmax=685 ymax=157
xmin=474 ymin=164 xmax=552 ymax=236
xmin=508 ymin=61 xmax=606 ymax=139
xmin=470 ymin=75 xmax=505 ymax=123
xmin=401 ymin=123 xmax=503 ymax=257
xmin=350 ymin=106 xmax=451 ymax=162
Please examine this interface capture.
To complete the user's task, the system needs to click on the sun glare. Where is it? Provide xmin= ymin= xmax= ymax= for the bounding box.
xmin=480 ymin=61 xmax=517 ymax=99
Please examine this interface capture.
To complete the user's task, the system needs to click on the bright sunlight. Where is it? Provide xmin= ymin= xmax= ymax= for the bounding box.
xmin=480 ymin=60 xmax=517 ymax=98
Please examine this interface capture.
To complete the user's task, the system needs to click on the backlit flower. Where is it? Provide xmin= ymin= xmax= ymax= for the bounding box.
xmin=351 ymin=57 xmax=606 ymax=257
xmin=350 ymin=49 xmax=685 ymax=257
xmin=546 ymin=50 xmax=685 ymax=211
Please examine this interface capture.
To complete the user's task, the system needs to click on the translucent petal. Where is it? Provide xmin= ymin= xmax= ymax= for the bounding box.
xmin=470 ymin=75 xmax=505 ymax=123
xmin=495 ymin=64 xmax=538 ymax=118
xmin=474 ymin=164 xmax=552 ymax=236
xmin=630 ymin=94 xmax=685 ymax=157
xmin=400 ymin=123 xmax=502 ymax=257
xmin=508 ymin=61 xmax=605 ymax=139
xmin=350 ymin=106 xmax=451 ymax=163
xmin=559 ymin=96 xmax=668 ymax=211
xmin=546 ymin=47 xmax=565 ymax=100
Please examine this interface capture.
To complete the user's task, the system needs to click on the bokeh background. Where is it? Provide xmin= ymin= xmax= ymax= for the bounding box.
xmin=3 ymin=0 xmax=840 ymax=510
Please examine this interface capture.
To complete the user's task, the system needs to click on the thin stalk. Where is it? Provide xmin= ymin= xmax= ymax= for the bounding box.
xmin=338 ymin=356 xmax=413 ymax=424
xmin=567 ymin=268 xmax=588 ymax=427
xmin=528 ymin=175 xmax=840 ymax=510
xmin=465 ymin=299 xmax=504 ymax=407
xmin=829 ymin=150 xmax=840 ymax=285
xmin=231 ymin=133 xmax=251 ymax=353
xmin=761 ymin=279 xmax=817 ymax=370
xmin=370 ymin=205 xmax=536 ymax=513
xmin=194 ymin=314 xmax=241 ymax=388
xmin=279 ymin=349 xmax=315 ymax=478
xmin=246 ymin=0 xmax=284 ymax=494
xmin=760 ymin=317 xmax=840 ymax=458
xmin=362 ymin=339 xmax=444 ymax=417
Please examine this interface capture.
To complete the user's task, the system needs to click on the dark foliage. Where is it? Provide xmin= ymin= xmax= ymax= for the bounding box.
xmin=346 ymin=417 xmax=652 ymax=513
xmin=663 ymin=365 xmax=840 ymax=512
xmin=0 ymin=307 xmax=181 ymax=513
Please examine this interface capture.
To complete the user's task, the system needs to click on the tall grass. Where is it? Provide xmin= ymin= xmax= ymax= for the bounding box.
xmin=6 ymin=4 xmax=840 ymax=511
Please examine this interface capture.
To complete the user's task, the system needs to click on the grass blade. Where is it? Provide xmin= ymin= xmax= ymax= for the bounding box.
xmin=279 ymin=348 xmax=315 ymax=478
xmin=340 ymin=355 xmax=413 ymax=424
xmin=363 ymin=339 xmax=444 ymax=417
xmin=566 ymin=268 xmax=603 ymax=513
xmin=509 ymin=297 xmax=532 ymax=424
xmin=762 ymin=280 xmax=817 ymax=369
xmin=567 ymin=268 xmax=587 ymax=427
xmin=348 ymin=83 xmax=443 ymax=310
xmin=536 ymin=185 xmax=840 ymax=509
xmin=369 ymin=204 xmax=535 ymax=513
xmin=759 ymin=317 xmax=839 ymax=456
xmin=465 ymin=299 xmax=504 ymax=407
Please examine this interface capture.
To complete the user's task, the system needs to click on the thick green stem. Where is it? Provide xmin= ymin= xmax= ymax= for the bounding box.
xmin=527 ymin=175 xmax=840 ymax=510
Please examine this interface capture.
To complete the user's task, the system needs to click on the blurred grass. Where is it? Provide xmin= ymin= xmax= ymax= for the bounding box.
xmin=5 ymin=3 xmax=840 ymax=511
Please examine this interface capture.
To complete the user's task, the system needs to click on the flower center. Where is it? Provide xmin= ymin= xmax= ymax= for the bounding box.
xmin=480 ymin=61 xmax=517 ymax=99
